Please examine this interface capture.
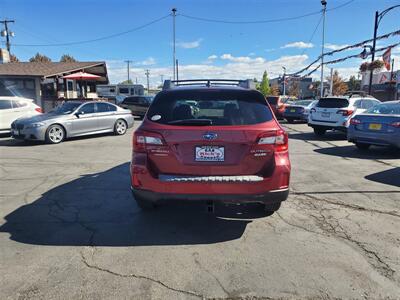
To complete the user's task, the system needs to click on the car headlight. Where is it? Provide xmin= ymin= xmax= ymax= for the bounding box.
xmin=26 ymin=122 xmax=45 ymax=129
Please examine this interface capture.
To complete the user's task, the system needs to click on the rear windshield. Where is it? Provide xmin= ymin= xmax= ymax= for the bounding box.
xmin=317 ymin=98 xmax=349 ymax=108
xmin=366 ymin=102 xmax=400 ymax=115
xmin=295 ymin=100 xmax=314 ymax=106
xmin=147 ymin=90 xmax=273 ymax=126
xmin=266 ymin=96 xmax=278 ymax=105
xmin=122 ymin=97 xmax=138 ymax=105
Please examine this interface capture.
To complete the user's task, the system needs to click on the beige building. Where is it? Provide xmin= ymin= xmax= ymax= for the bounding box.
xmin=0 ymin=61 xmax=109 ymax=111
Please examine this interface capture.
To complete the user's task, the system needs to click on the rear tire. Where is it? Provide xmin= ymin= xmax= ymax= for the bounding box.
xmin=45 ymin=124 xmax=65 ymax=144
xmin=135 ymin=196 xmax=156 ymax=210
xmin=263 ymin=202 xmax=281 ymax=212
xmin=286 ymin=118 xmax=295 ymax=124
xmin=114 ymin=119 xmax=127 ymax=135
xmin=313 ymin=127 xmax=326 ymax=136
xmin=355 ymin=142 xmax=370 ymax=150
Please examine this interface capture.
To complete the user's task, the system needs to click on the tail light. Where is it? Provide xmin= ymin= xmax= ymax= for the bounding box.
xmin=390 ymin=121 xmax=400 ymax=128
xmin=350 ymin=118 xmax=361 ymax=125
xmin=257 ymin=130 xmax=288 ymax=152
xmin=337 ymin=109 xmax=354 ymax=116
xmin=133 ymin=131 xmax=164 ymax=152
xmin=35 ymin=107 xmax=43 ymax=113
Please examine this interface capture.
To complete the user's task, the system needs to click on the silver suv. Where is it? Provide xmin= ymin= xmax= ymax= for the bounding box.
xmin=308 ymin=94 xmax=380 ymax=136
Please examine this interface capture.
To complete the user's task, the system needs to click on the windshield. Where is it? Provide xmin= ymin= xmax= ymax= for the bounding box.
xmin=295 ymin=100 xmax=313 ymax=106
xmin=365 ymin=102 xmax=400 ymax=115
xmin=147 ymin=90 xmax=273 ymax=126
xmin=51 ymin=102 xmax=82 ymax=114
xmin=317 ymin=98 xmax=349 ymax=108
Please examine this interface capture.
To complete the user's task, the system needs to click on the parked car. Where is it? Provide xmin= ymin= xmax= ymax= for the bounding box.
xmin=348 ymin=101 xmax=400 ymax=150
xmin=308 ymin=95 xmax=380 ymax=136
xmin=266 ymin=96 xmax=295 ymax=119
xmin=11 ymin=101 xmax=134 ymax=144
xmin=283 ymin=100 xmax=318 ymax=123
xmin=131 ymin=79 xmax=291 ymax=212
xmin=0 ymin=97 xmax=42 ymax=134
xmin=120 ymin=96 xmax=153 ymax=118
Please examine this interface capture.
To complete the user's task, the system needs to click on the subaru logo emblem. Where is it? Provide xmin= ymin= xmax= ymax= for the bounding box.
xmin=203 ymin=132 xmax=217 ymax=140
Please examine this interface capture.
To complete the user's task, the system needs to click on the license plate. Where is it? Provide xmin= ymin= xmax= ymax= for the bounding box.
xmin=195 ymin=146 xmax=224 ymax=162
xmin=321 ymin=112 xmax=330 ymax=118
xmin=369 ymin=123 xmax=382 ymax=130
xmin=290 ymin=109 xmax=296 ymax=112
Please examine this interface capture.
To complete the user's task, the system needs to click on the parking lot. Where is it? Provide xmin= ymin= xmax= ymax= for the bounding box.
xmin=0 ymin=121 xmax=399 ymax=299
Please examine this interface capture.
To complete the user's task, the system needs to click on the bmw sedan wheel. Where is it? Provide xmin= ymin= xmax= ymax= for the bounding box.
xmin=114 ymin=119 xmax=127 ymax=135
xmin=46 ymin=124 xmax=65 ymax=144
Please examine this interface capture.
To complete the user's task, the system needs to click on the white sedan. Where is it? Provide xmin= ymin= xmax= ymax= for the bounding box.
xmin=0 ymin=97 xmax=42 ymax=134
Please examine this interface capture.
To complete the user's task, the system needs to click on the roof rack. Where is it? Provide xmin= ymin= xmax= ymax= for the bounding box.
xmin=162 ymin=79 xmax=256 ymax=90
xmin=344 ymin=90 xmax=373 ymax=98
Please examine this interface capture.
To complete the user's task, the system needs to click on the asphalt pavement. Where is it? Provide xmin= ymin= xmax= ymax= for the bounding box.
xmin=0 ymin=121 xmax=399 ymax=299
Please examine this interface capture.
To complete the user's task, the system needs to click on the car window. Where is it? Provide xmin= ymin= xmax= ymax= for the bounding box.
xmin=362 ymin=100 xmax=378 ymax=109
xmin=122 ymin=97 xmax=138 ymax=105
xmin=366 ymin=102 xmax=400 ymax=115
xmin=79 ymin=103 xmax=95 ymax=114
xmin=12 ymin=100 xmax=28 ymax=108
xmin=266 ymin=96 xmax=278 ymax=105
xmin=0 ymin=100 xmax=12 ymax=110
xmin=96 ymin=102 xmax=116 ymax=112
xmin=119 ymin=88 xmax=129 ymax=94
xmin=317 ymin=98 xmax=349 ymax=108
xmin=147 ymin=89 xmax=273 ymax=126
xmin=353 ymin=100 xmax=362 ymax=108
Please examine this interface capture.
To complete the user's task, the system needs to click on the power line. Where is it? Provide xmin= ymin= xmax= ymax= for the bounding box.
xmin=301 ymin=14 xmax=323 ymax=56
xmin=179 ymin=0 xmax=355 ymax=24
xmin=11 ymin=14 xmax=170 ymax=47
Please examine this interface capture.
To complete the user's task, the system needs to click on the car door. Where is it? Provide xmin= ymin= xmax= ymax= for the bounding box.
xmin=0 ymin=100 xmax=14 ymax=130
xmin=71 ymin=103 xmax=98 ymax=135
xmin=96 ymin=102 xmax=117 ymax=130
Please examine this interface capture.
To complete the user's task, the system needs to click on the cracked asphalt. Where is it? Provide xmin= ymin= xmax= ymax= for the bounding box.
xmin=0 ymin=121 xmax=399 ymax=300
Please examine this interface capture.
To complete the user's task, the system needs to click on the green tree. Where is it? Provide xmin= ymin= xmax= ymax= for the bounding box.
xmin=119 ymin=79 xmax=133 ymax=84
xmin=347 ymin=75 xmax=360 ymax=91
xmin=60 ymin=54 xmax=77 ymax=62
xmin=29 ymin=53 xmax=52 ymax=63
xmin=258 ymin=71 xmax=271 ymax=96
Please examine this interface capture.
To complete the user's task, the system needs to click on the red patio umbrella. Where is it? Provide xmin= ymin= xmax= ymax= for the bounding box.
xmin=62 ymin=72 xmax=102 ymax=98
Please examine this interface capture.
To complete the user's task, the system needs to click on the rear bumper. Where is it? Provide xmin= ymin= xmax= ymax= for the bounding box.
xmin=131 ymin=186 xmax=289 ymax=204
xmin=283 ymin=112 xmax=307 ymax=120
xmin=308 ymin=122 xmax=347 ymax=132
xmin=348 ymin=128 xmax=400 ymax=148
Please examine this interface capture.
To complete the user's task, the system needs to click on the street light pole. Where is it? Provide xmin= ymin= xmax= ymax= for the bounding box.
xmin=172 ymin=8 xmax=177 ymax=81
xmin=367 ymin=5 xmax=400 ymax=95
xmin=320 ymin=0 xmax=327 ymax=98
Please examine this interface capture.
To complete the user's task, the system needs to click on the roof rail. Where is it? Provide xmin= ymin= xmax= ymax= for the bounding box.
xmin=344 ymin=90 xmax=373 ymax=98
xmin=162 ymin=79 xmax=256 ymax=90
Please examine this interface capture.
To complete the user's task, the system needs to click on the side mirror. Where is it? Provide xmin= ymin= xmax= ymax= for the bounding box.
xmin=75 ymin=111 xmax=81 ymax=118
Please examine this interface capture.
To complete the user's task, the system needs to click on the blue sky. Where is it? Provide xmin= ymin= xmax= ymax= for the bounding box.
xmin=1 ymin=0 xmax=399 ymax=86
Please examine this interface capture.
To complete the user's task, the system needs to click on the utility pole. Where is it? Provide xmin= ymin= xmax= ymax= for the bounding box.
xmin=368 ymin=11 xmax=378 ymax=96
xmin=124 ymin=60 xmax=133 ymax=82
xmin=320 ymin=0 xmax=327 ymax=98
xmin=160 ymin=74 xmax=164 ymax=85
xmin=176 ymin=59 xmax=179 ymax=81
xmin=172 ymin=8 xmax=177 ymax=80
xmin=329 ymin=68 xmax=334 ymax=95
xmin=145 ymin=69 xmax=150 ymax=94
xmin=0 ymin=19 xmax=15 ymax=53
xmin=282 ymin=66 xmax=286 ymax=96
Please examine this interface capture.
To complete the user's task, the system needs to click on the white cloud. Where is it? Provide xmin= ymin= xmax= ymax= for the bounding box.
xmin=282 ymin=41 xmax=314 ymax=49
xmin=207 ymin=54 xmax=218 ymax=60
xmin=176 ymin=39 xmax=203 ymax=49
xmin=220 ymin=54 xmax=265 ymax=63
xmin=138 ymin=57 xmax=156 ymax=66
xmin=106 ymin=54 xmax=310 ymax=88
xmin=324 ymin=43 xmax=350 ymax=51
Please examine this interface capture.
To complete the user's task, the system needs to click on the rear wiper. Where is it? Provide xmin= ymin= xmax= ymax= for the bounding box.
xmin=167 ymin=119 xmax=213 ymax=126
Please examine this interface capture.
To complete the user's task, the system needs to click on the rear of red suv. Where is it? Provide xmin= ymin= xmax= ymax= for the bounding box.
xmin=131 ymin=80 xmax=290 ymax=212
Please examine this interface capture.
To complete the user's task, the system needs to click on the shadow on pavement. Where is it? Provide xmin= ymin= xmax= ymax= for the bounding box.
xmin=0 ymin=163 xmax=268 ymax=247
xmin=314 ymin=145 xmax=400 ymax=160
xmin=365 ymin=167 xmax=400 ymax=188
xmin=288 ymin=131 xmax=347 ymax=142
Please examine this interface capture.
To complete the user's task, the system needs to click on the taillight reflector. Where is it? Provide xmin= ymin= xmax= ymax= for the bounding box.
xmin=257 ymin=130 xmax=288 ymax=152
xmin=133 ymin=131 xmax=164 ymax=152
xmin=35 ymin=107 xmax=43 ymax=113
xmin=350 ymin=118 xmax=361 ymax=125
xmin=337 ymin=109 xmax=354 ymax=116
xmin=390 ymin=121 xmax=400 ymax=128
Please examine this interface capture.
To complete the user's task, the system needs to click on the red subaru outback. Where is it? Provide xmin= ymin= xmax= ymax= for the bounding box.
xmin=131 ymin=79 xmax=290 ymax=212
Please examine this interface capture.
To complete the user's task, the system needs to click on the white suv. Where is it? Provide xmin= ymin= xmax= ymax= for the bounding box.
xmin=0 ymin=97 xmax=42 ymax=134
xmin=308 ymin=95 xmax=380 ymax=136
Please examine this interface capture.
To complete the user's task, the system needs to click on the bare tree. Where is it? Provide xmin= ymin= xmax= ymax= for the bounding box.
xmin=60 ymin=54 xmax=77 ymax=62
xmin=29 ymin=53 xmax=52 ymax=63
xmin=10 ymin=53 xmax=19 ymax=62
